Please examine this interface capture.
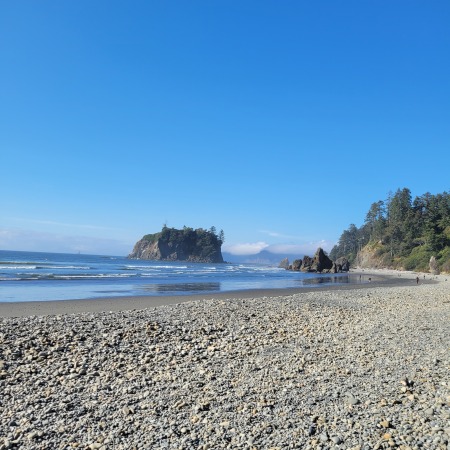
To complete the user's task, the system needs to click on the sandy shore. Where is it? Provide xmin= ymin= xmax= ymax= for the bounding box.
xmin=0 ymin=269 xmax=433 ymax=318
xmin=1 ymin=270 xmax=449 ymax=449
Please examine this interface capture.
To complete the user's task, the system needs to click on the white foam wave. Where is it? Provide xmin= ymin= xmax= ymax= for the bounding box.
xmin=240 ymin=265 xmax=282 ymax=272
xmin=38 ymin=265 xmax=92 ymax=270
xmin=56 ymin=274 xmax=132 ymax=279
xmin=1 ymin=265 xmax=92 ymax=270
xmin=124 ymin=265 xmax=188 ymax=270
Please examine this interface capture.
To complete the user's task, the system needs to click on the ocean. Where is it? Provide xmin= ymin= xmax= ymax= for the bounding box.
xmin=0 ymin=250 xmax=358 ymax=302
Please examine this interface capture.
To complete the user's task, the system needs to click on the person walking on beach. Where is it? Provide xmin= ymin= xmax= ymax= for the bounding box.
xmin=416 ymin=276 xmax=419 ymax=285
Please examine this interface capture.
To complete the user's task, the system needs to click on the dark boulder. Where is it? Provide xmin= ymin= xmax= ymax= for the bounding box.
xmin=301 ymin=255 xmax=314 ymax=272
xmin=335 ymin=257 xmax=350 ymax=272
xmin=288 ymin=248 xmax=344 ymax=274
xmin=311 ymin=248 xmax=333 ymax=273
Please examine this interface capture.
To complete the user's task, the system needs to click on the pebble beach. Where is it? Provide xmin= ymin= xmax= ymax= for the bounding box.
xmin=1 ymin=271 xmax=449 ymax=450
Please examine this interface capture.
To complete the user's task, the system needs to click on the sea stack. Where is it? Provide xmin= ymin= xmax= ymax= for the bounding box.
xmin=128 ymin=226 xmax=224 ymax=263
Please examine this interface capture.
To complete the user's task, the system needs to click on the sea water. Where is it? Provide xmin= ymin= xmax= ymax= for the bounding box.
xmin=0 ymin=250 xmax=358 ymax=302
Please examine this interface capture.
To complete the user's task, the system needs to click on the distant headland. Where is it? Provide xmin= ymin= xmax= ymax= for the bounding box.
xmin=128 ymin=225 xmax=224 ymax=263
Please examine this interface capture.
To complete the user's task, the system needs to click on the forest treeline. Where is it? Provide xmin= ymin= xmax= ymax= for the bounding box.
xmin=329 ymin=188 xmax=450 ymax=272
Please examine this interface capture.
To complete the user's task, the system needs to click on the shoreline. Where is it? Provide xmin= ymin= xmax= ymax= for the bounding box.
xmin=0 ymin=268 xmax=437 ymax=317
xmin=1 ymin=270 xmax=449 ymax=448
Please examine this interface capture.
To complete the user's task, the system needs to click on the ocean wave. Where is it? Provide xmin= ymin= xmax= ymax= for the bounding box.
xmin=139 ymin=273 xmax=170 ymax=278
xmin=56 ymin=274 xmax=132 ymax=279
xmin=4 ymin=273 xmax=135 ymax=281
xmin=1 ymin=264 xmax=92 ymax=270
xmin=36 ymin=265 xmax=92 ymax=270
xmin=0 ymin=261 xmax=40 ymax=266
xmin=123 ymin=265 xmax=189 ymax=270
xmin=246 ymin=266 xmax=283 ymax=272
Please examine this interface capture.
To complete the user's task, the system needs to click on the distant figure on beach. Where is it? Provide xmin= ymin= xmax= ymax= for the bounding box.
xmin=416 ymin=276 xmax=419 ymax=285
xmin=368 ymin=277 xmax=371 ymax=282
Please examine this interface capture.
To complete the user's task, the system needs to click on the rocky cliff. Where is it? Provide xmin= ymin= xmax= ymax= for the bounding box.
xmin=354 ymin=243 xmax=391 ymax=269
xmin=128 ymin=226 xmax=224 ymax=263
xmin=355 ymin=243 xmax=446 ymax=273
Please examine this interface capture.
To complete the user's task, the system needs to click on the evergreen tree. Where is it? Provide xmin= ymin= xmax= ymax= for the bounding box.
xmin=332 ymin=187 xmax=450 ymax=271
xmin=365 ymin=200 xmax=386 ymax=242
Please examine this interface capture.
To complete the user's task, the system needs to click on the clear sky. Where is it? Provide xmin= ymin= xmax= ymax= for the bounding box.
xmin=1 ymin=1 xmax=449 ymax=257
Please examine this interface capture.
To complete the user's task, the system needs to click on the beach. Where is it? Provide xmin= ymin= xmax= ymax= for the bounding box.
xmin=0 ymin=270 xmax=449 ymax=449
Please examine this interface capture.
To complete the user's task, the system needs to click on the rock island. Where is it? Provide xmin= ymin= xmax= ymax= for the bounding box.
xmin=128 ymin=225 xmax=224 ymax=263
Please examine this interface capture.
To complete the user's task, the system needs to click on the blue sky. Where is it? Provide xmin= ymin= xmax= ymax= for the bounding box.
xmin=1 ymin=1 xmax=449 ymax=257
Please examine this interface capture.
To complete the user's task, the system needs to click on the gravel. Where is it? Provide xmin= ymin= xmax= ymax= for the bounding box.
xmin=1 ymin=280 xmax=449 ymax=449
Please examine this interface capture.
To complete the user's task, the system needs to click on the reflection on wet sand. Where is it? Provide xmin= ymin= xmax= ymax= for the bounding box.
xmin=139 ymin=282 xmax=221 ymax=293
xmin=139 ymin=276 xmax=370 ymax=294
xmin=301 ymin=275 xmax=369 ymax=286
